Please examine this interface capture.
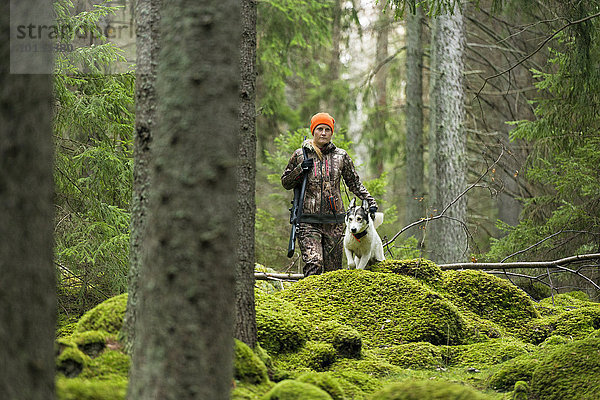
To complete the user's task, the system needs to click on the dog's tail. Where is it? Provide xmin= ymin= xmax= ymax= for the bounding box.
xmin=372 ymin=212 xmax=384 ymax=229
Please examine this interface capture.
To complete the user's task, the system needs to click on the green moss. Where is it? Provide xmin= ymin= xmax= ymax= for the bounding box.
xmin=261 ymin=380 xmax=333 ymax=400
xmin=57 ymin=314 xmax=79 ymax=338
xmin=57 ymin=346 xmax=91 ymax=378
xmin=539 ymin=292 xmax=594 ymax=309
xmin=539 ymin=335 xmax=570 ymax=347
xmin=330 ymin=369 xmax=382 ymax=400
xmin=296 ymin=372 xmax=345 ymax=400
xmin=443 ymin=338 xmax=534 ymax=368
xmin=441 ymin=270 xmax=539 ymax=330
xmin=512 ymin=381 xmax=529 ymax=400
xmin=529 ymin=337 xmax=600 ymax=400
xmin=278 ymin=269 xmax=467 ymax=347
xmin=79 ymin=350 xmax=130 ymax=380
xmin=275 ymin=341 xmax=338 ymax=372
xmin=369 ymin=380 xmax=494 ymax=399
xmin=56 ymin=376 xmax=127 ymax=400
xmin=331 ymin=350 xmax=403 ymax=379
xmin=311 ymin=321 xmax=362 ymax=359
xmin=487 ymin=355 xmax=541 ymax=392
xmin=72 ymin=330 xmax=110 ymax=357
xmin=369 ymin=259 xmax=443 ymax=286
xmin=232 ymin=381 xmax=274 ymax=400
xmin=517 ymin=305 xmax=600 ymax=343
xmin=378 ymin=342 xmax=444 ymax=369
xmin=75 ymin=294 xmax=127 ymax=335
xmin=234 ymin=339 xmax=269 ymax=384
xmin=255 ymin=290 xmax=310 ymax=354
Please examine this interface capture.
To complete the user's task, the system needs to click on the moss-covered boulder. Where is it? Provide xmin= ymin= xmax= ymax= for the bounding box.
xmin=517 ymin=305 xmax=600 ymax=344
xmin=79 ymin=350 xmax=130 ymax=380
xmin=311 ymin=321 xmax=362 ymax=359
xmin=529 ymin=337 xmax=600 ymax=400
xmin=75 ymin=293 xmax=127 ymax=335
xmin=261 ymin=380 xmax=333 ymax=400
xmin=379 ymin=342 xmax=444 ymax=369
xmin=255 ymin=290 xmax=311 ymax=354
xmin=441 ymin=270 xmax=539 ymax=329
xmin=329 ymin=369 xmax=382 ymax=400
xmin=369 ymin=380 xmax=494 ymax=399
xmin=296 ymin=372 xmax=345 ymax=400
xmin=369 ymin=259 xmax=443 ymax=286
xmin=443 ymin=338 xmax=534 ymax=368
xmin=487 ymin=355 xmax=541 ymax=392
xmin=278 ymin=269 xmax=467 ymax=347
xmin=56 ymin=345 xmax=91 ymax=378
xmin=275 ymin=341 xmax=338 ymax=372
xmin=72 ymin=330 xmax=110 ymax=358
xmin=234 ymin=339 xmax=269 ymax=384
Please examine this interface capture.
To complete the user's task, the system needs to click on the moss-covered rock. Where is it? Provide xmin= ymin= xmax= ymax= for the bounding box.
xmin=75 ymin=293 xmax=127 ymax=335
xmin=261 ymin=380 xmax=333 ymax=400
xmin=487 ymin=355 xmax=541 ymax=392
xmin=512 ymin=381 xmax=529 ymax=400
xmin=443 ymin=338 xmax=534 ymax=368
xmin=441 ymin=270 xmax=539 ymax=329
xmin=56 ymin=376 xmax=127 ymax=400
xmin=311 ymin=321 xmax=362 ymax=359
xmin=517 ymin=305 xmax=600 ymax=344
xmin=278 ymin=269 xmax=467 ymax=347
xmin=79 ymin=350 xmax=130 ymax=380
xmin=369 ymin=380 xmax=494 ymax=399
xmin=331 ymin=350 xmax=403 ymax=379
xmin=330 ymin=369 xmax=383 ymax=400
xmin=275 ymin=341 xmax=338 ymax=372
xmin=379 ymin=342 xmax=444 ymax=369
xmin=57 ymin=346 xmax=91 ymax=378
xmin=72 ymin=330 xmax=110 ymax=358
xmin=529 ymin=337 xmax=600 ymax=400
xmin=296 ymin=372 xmax=345 ymax=400
xmin=234 ymin=339 xmax=269 ymax=384
xmin=539 ymin=292 xmax=594 ymax=309
xmin=369 ymin=259 xmax=443 ymax=286
xmin=255 ymin=290 xmax=311 ymax=354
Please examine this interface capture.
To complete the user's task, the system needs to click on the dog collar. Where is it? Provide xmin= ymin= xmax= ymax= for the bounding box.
xmin=352 ymin=230 xmax=368 ymax=241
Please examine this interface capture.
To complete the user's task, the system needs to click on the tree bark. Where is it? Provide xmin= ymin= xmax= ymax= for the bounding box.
xmin=235 ymin=0 xmax=258 ymax=348
xmin=127 ymin=0 xmax=240 ymax=398
xmin=404 ymin=6 xmax=425 ymax=240
xmin=0 ymin=1 xmax=55 ymax=398
xmin=122 ymin=0 xmax=161 ymax=355
xmin=373 ymin=1 xmax=390 ymax=175
xmin=428 ymin=4 xmax=467 ymax=263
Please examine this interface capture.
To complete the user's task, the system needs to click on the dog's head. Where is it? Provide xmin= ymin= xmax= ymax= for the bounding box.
xmin=345 ymin=198 xmax=370 ymax=234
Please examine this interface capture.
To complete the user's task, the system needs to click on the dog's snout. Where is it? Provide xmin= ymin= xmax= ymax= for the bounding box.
xmin=351 ymin=228 xmax=357 ymax=233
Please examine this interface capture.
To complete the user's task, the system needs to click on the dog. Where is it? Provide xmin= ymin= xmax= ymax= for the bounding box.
xmin=343 ymin=198 xmax=385 ymax=269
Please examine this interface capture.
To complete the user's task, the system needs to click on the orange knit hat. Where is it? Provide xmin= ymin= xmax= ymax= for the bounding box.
xmin=310 ymin=112 xmax=335 ymax=135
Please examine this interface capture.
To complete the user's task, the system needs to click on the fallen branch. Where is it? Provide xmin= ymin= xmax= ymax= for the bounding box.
xmin=254 ymin=272 xmax=304 ymax=281
xmin=440 ymin=253 xmax=600 ymax=270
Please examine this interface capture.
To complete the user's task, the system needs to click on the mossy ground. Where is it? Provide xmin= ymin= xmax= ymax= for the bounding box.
xmin=56 ymin=260 xmax=600 ymax=400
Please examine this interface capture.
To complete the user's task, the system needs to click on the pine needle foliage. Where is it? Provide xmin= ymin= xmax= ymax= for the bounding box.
xmin=53 ymin=0 xmax=134 ymax=314
xmin=488 ymin=1 xmax=600 ymax=261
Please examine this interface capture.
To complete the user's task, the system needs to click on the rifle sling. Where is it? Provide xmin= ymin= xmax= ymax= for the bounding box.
xmin=298 ymin=213 xmax=346 ymax=224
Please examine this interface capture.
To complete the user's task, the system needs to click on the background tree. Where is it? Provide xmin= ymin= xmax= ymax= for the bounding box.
xmin=0 ymin=1 xmax=56 ymax=398
xmin=427 ymin=3 xmax=467 ymax=263
xmin=127 ymin=0 xmax=240 ymax=398
xmin=121 ymin=0 xmax=161 ymax=354
xmin=236 ymin=0 xmax=258 ymax=348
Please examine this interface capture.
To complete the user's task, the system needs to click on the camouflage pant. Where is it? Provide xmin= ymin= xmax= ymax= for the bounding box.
xmin=297 ymin=222 xmax=345 ymax=277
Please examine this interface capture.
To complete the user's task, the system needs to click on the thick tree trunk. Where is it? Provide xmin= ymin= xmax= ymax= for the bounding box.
xmin=404 ymin=6 xmax=425 ymax=240
xmin=235 ymin=0 xmax=258 ymax=348
xmin=0 ymin=2 xmax=55 ymax=399
xmin=373 ymin=1 xmax=390 ymax=175
xmin=122 ymin=0 xmax=161 ymax=355
xmin=127 ymin=0 xmax=240 ymax=398
xmin=428 ymin=5 xmax=467 ymax=263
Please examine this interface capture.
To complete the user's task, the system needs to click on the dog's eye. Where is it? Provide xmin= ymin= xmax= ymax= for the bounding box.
xmin=356 ymin=217 xmax=362 ymax=222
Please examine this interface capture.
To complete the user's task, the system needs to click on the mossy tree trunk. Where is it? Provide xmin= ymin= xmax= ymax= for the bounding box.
xmin=127 ymin=0 xmax=240 ymax=398
xmin=235 ymin=0 xmax=258 ymax=348
xmin=427 ymin=4 xmax=467 ymax=263
xmin=0 ymin=1 xmax=55 ymax=398
xmin=404 ymin=6 xmax=425 ymax=242
xmin=121 ymin=0 xmax=162 ymax=355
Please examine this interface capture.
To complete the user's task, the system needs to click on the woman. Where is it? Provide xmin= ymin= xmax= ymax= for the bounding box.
xmin=281 ymin=112 xmax=378 ymax=276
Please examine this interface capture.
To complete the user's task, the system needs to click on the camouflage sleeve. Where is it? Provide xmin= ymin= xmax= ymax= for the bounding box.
xmin=341 ymin=152 xmax=378 ymax=209
xmin=281 ymin=148 xmax=305 ymax=190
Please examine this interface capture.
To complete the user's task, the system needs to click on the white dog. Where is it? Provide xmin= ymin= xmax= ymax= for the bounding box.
xmin=343 ymin=198 xmax=385 ymax=269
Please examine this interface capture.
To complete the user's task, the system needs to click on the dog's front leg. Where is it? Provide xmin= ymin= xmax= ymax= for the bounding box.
xmin=356 ymin=256 xmax=369 ymax=270
xmin=345 ymin=248 xmax=356 ymax=269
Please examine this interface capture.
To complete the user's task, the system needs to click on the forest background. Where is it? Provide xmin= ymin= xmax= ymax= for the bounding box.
xmin=49 ymin=0 xmax=600 ymax=319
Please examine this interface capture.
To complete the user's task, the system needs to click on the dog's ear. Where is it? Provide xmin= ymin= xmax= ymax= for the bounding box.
xmin=349 ymin=197 xmax=356 ymax=209
xmin=361 ymin=199 xmax=367 ymax=210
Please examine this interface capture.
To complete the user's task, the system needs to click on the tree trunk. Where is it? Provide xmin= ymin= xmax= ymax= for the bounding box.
xmin=0 ymin=1 xmax=55 ymax=398
xmin=122 ymin=0 xmax=161 ymax=355
xmin=404 ymin=6 xmax=425 ymax=240
xmin=235 ymin=0 xmax=258 ymax=348
xmin=427 ymin=5 xmax=467 ymax=263
xmin=127 ymin=0 xmax=240 ymax=398
xmin=373 ymin=1 xmax=390 ymax=175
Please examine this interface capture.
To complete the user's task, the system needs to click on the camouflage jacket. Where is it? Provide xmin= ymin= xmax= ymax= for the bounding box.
xmin=281 ymin=140 xmax=377 ymax=221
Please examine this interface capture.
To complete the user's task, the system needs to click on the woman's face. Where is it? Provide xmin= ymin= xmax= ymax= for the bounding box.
xmin=313 ymin=124 xmax=333 ymax=148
